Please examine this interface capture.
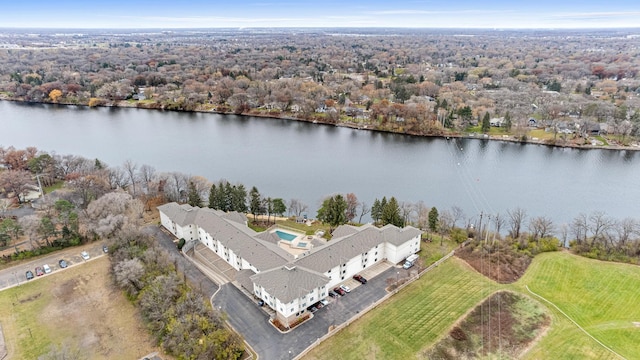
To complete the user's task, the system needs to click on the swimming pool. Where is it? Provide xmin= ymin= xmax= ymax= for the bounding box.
xmin=275 ymin=230 xmax=297 ymax=241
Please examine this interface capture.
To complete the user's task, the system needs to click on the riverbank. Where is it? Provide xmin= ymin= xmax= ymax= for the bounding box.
xmin=2 ymin=97 xmax=639 ymax=152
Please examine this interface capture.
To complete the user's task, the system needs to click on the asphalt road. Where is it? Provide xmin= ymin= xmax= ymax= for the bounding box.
xmin=0 ymin=243 xmax=107 ymax=290
xmin=211 ymin=261 xmax=413 ymax=359
xmin=1 ymin=204 xmax=35 ymax=219
xmin=143 ymin=226 xmax=219 ymax=299
xmin=0 ymin=223 xmax=416 ymax=359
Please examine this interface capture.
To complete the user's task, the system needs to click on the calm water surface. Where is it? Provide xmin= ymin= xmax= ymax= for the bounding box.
xmin=1 ymin=100 xmax=639 ymax=227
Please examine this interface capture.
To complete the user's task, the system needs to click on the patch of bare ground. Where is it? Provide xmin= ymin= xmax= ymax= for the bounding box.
xmin=38 ymin=257 xmax=168 ymax=359
xmin=455 ymin=240 xmax=532 ymax=283
xmin=424 ymin=291 xmax=550 ymax=359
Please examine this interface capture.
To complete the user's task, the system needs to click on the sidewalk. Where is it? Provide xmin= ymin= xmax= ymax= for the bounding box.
xmin=184 ymin=244 xmax=231 ymax=286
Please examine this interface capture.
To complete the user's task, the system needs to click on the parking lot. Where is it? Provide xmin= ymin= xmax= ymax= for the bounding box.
xmin=210 ymin=259 xmax=415 ymax=359
xmin=0 ymin=243 xmax=107 ymax=291
xmin=155 ymin=225 xmax=418 ymax=360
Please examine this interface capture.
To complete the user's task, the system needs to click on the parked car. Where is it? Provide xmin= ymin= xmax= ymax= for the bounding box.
xmin=81 ymin=251 xmax=90 ymax=260
xmin=353 ymin=274 xmax=367 ymax=284
xmin=334 ymin=287 xmax=346 ymax=296
xmin=59 ymin=259 xmax=68 ymax=268
xmin=328 ymin=290 xmax=339 ymax=298
xmin=257 ymin=300 xmax=264 ymax=306
xmin=102 ymin=245 xmax=109 ymax=253
xmin=25 ymin=270 xmax=34 ymax=280
xmin=320 ymin=299 xmax=329 ymax=306
xmin=35 ymin=266 xmax=44 ymax=276
xmin=43 ymin=264 xmax=52 ymax=274
xmin=340 ymin=285 xmax=351 ymax=293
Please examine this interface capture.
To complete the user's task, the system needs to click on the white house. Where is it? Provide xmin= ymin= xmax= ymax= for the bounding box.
xmin=157 ymin=202 xmax=422 ymax=327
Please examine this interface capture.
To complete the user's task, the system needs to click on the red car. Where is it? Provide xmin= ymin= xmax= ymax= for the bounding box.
xmin=35 ymin=267 xmax=44 ymax=276
xmin=334 ymin=287 xmax=346 ymax=296
xmin=353 ymin=274 xmax=367 ymax=284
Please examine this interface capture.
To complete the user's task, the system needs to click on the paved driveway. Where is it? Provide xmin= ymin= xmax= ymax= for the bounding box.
xmin=143 ymin=226 xmax=219 ymax=296
xmin=0 ymin=243 xmax=106 ymax=290
xmin=211 ymin=261 xmax=412 ymax=359
xmin=148 ymin=225 xmax=415 ymax=359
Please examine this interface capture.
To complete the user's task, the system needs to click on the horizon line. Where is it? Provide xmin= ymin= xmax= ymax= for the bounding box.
xmin=2 ymin=26 xmax=640 ymax=30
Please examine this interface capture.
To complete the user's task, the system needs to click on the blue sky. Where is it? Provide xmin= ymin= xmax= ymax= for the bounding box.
xmin=2 ymin=1 xmax=639 ymax=28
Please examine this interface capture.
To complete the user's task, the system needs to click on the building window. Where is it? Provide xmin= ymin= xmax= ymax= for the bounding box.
xmin=341 ymin=276 xmax=344 ymax=280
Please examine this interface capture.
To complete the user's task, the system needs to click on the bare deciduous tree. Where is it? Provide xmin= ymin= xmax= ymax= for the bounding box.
xmin=507 ymin=207 xmax=527 ymax=239
xmin=0 ymin=170 xmax=34 ymax=203
xmin=571 ymin=213 xmax=589 ymax=245
xmin=528 ymin=216 xmax=556 ymax=241
xmin=288 ymin=198 xmax=308 ymax=218
xmin=451 ymin=205 xmax=466 ymax=228
xmin=122 ymin=159 xmax=138 ymax=197
xmin=358 ymin=200 xmax=370 ymax=224
xmin=114 ymin=258 xmax=145 ymax=296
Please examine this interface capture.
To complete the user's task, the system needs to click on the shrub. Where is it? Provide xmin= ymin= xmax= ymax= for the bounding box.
xmin=177 ymin=238 xmax=186 ymax=250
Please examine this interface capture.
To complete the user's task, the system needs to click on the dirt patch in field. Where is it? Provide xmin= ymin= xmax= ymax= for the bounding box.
xmin=38 ymin=257 xmax=167 ymax=359
xmin=423 ymin=291 xmax=550 ymax=359
xmin=455 ymin=241 xmax=532 ymax=283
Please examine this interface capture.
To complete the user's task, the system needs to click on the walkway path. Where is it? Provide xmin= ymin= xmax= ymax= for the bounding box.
xmin=526 ymin=285 xmax=626 ymax=360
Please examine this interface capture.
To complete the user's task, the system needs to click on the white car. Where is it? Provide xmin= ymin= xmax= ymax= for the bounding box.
xmin=43 ymin=264 xmax=52 ymax=274
xmin=81 ymin=251 xmax=90 ymax=260
xmin=340 ymin=285 xmax=351 ymax=293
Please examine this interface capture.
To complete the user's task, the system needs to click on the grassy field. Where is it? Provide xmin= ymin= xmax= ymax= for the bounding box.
xmin=515 ymin=252 xmax=640 ymax=359
xmin=0 ymin=257 xmax=165 ymax=359
xmin=419 ymin=236 xmax=458 ymax=266
xmin=304 ymin=258 xmax=500 ymax=360
xmin=303 ymin=251 xmax=640 ymax=360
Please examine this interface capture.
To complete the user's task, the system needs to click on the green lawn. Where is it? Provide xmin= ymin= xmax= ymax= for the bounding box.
xmin=419 ymin=235 xmax=459 ymax=266
xmin=0 ymin=257 xmax=162 ymax=359
xmin=304 ymin=258 xmax=500 ymax=360
xmin=303 ymin=251 xmax=640 ymax=360
xmin=43 ymin=181 xmax=64 ymax=194
xmin=514 ymin=252 xmax=640 ymax=359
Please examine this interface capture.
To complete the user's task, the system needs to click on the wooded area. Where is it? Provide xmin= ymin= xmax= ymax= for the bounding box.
xmin=1 ymin=28 xmax=639 ymax=145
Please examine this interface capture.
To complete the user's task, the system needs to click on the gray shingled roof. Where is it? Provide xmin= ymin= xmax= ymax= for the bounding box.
xmin=157 ymin=203 xmax=198 ymax=226
xmin=380 ymin=224 xmax=423 ymax=246
xmin=293 ymin=224 xmax=421 ymax=273
xmin=250 ymin=265 xmax=330 ymax=304
xmin=221 ymin=211 xmax=248 ymax=225
xmin=330 ymin=224 xmax=361 ymax=238
xmin=193 ymin=210 xmax=290 ymax=271
xmin=157 ymin=203 xmax=422 ymax=301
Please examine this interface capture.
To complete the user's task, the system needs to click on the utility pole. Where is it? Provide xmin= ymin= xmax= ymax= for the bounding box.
xmin=35 ymin=173 xmax=45 ymax=197
xmin=478 ymin=211 xmax=483 ymax=238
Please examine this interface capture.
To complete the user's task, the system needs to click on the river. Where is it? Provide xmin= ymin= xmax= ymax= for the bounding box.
xmin=1 ymin=100 xmax=639 ymax=229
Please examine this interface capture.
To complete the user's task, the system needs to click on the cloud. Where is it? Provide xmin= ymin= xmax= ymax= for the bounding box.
xmin=365 ymin=9 xmax=514 ymax=15
xmin=551 ymin=11 xmax=640 ymax=19
xmin=119 ymin=15 xmax=310 ymax=24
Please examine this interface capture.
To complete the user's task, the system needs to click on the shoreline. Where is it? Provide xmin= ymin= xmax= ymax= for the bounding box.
xmin=2 ymin=97 xmax=638 ymax=152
